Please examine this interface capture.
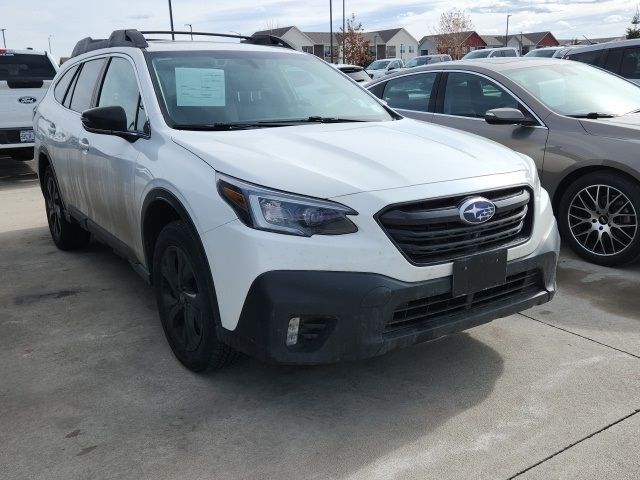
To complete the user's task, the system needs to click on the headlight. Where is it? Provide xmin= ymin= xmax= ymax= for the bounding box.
xmin=217 ymin=174 xmax=358 ymax=237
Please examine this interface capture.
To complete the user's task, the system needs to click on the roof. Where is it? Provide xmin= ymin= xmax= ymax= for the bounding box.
xmin=252 ymin=26 xmax=295 ymax=37
xmin=563 ymin=37 xmax=640 ymax=53
xmin=373 ymin=28 xmax=403 ymax=43
xmin=481 ymin=35 xmax=503 ymax=46
xmin=304 ymin=32 xmax=340 ymax=45
xmin=419 ymin=31 xmax=476 ymax=46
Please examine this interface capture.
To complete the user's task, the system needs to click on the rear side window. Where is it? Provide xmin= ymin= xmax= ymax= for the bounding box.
xmin=503 ymin=49 xmax=517 ymax=57
xmin=0 ymin=53 xmax=56 ymax=81
xmin=383 ymin=73 xmax=437 ymax=112
xmin=568 ymin=50 xmax=604 ymax=66
xmin=54 ymin=65 xmax=79 ymax=103
xmin=69 ymin=58 xmax=106 ymax=113
xmin=621 ymin=48 xmax=640 ymax=79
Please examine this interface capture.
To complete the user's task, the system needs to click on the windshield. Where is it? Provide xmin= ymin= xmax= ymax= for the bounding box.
xmin=0 ymin=52 xmax=56 ymax=81
xmin=367 ymin=60 xmax=391 ymax=70
xmin=524 ymin=49 xmax=557 ymax=58
xmin=148 ymin=50 xmax=392 ymax=128
xmin=503 ymin=62 xmax=640 ymax=116
xmin=405 ymin=57 xmax=431 ymax=68
xmin=463 ymin=50 xmax=491 ymax=59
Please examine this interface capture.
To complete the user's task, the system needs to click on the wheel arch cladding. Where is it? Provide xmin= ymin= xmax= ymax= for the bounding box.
xmin=142 ymin=189 xmax=200 ymax=277
xmin=38 ymin=150 xmax=51 ymax=192
xmin=552 ymin=166 xmax=640 ymax=211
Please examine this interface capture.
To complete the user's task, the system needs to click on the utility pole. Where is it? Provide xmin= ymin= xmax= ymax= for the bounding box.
xmin=168 ymin=0 xmax=175 ymax=40
xmin=342 ymin=0 xmax=345 ymax=63
xmin=185 ymin=24 xmax=193 ymax=40
xmin=505 ymin=14 xmax=512 ymax=46
xmin=48 ymin=35 xmax=53 ymax=54
xmin=1 ymin=29 xmax=6 ymax=48
xmin=329 ymin=0 xmax=334 ymax=63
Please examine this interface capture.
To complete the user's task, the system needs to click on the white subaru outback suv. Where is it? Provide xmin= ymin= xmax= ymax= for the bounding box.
xmin=34 ymin=30 xmax=559 ymax=372
xmin=1 ymin=48 xmax=58 ymax=160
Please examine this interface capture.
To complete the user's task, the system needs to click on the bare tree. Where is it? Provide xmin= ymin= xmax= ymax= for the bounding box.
xmin=434 ymin=8 xmax=474 ymax=59
xmin=264 ymin=19 xmax=280 ymax=33
xmin=338 ymin=14 xmax=372 ymax=66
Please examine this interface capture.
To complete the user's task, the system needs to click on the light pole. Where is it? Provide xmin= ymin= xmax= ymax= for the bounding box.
xmin=342 ymin=0 xmax=345 ymax=63
xmin=48 ymin=35 xmax=53 ymax=54
xmin=1 ymin=29 xmax=6 ymax=48
xmin=505 ymin=14 xmax=512 ymax=46
xmin=329 ymin=0 xmax=334 ymax=63
xmin=374 ymin=34 xmax=378 ymax=60
xmin=185 ymin=24 xmax=193 ymax=40
xmin=168 ymin=0 xmax=175 ymax=40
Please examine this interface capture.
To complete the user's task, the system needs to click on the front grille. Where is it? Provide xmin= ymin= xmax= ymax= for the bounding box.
xmin=377 ymin=186 xmax=533 ymax=265
xmin=387 ymin=269 xmax=542 ymax=333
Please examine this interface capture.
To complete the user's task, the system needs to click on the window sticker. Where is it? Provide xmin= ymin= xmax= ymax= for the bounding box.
xmin=175 ymin=67 xmax=225 ymax=107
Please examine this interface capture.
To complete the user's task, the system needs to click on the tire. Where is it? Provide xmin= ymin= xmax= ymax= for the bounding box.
xmin=152 ymin=220 xmax=238 ymax=372
xmin=43 ymin=166 xmax=91 ymax=251
xmin=558 ymin=171 xmax=640 ymax=267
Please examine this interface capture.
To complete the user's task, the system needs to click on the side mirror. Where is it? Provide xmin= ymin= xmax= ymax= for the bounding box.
xmin=81 ymin=106 xmax=144 ymax=142
xmin=485 ymin=107 xmax=527 ymax=126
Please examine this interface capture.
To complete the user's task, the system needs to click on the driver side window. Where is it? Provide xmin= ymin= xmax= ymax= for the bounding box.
xmin=442 ymin=72 xmax=520 ymax=118
xmin=98 ymin=57 xmax=148 ymax=133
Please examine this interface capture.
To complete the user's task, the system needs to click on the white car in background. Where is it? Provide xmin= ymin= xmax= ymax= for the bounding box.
xmin=0 ymin=48 xmax=58 ymax=160
xmin=366 ymin=58 xmax=404 ymax=79
xmin=463 ymin=47 xmax=519 ymax=60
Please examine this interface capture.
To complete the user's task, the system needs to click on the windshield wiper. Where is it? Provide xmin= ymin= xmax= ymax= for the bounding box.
xmin=567 ymin=112 xmax=616 ymax=119
xmin=172 ymin=121 xmax=298 ymax=131
xmin=172 ymin=117 xmax=368 ymax=131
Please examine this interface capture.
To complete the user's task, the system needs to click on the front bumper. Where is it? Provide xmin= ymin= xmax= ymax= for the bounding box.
xmin=218 ymin=222 xmax=559 ymax=365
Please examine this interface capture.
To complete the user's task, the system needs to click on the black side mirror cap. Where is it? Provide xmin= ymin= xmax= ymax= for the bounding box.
xmin=81 ymin=106 xmax=147 ymax=142
xmin=485 ymin=107 xmax=527 ymax=126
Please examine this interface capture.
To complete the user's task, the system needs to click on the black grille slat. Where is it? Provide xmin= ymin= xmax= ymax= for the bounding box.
xmin=387 ymin=270 xmax=543 ymax=332
xmin=378 ymin=187 xmax=533 ymax=265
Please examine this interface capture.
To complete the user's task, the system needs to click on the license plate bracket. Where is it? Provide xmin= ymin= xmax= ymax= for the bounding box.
xmin=452 ymin=250 xmax=508 ymax=297
xmin=20 ymin=129 xmax=35 ymax=143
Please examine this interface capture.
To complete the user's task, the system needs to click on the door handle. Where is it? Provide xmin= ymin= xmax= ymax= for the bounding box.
xmin=48 ymin=123 xmax=56 ymax=135
xmin=79 ymin=137 xmax=90 ymax=152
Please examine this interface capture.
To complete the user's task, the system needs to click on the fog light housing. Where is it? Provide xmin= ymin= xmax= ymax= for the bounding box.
xmin=286 ymin=317 xmax=300 ymax=346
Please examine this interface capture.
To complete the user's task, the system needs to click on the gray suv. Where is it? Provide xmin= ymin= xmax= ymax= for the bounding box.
xmin=368 ymin=58 xmax=640 ymax=267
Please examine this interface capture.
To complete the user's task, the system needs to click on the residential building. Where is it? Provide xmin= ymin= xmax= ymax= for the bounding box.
xmin=363 ymin=28 xmax=419 ymax=61
xmin=419 ymin=31 xmax=486 ymax=58
xmin=480 ymin=32 xmax=560 ymax=55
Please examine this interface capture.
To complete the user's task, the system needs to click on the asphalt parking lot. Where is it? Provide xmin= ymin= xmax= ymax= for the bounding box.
xmin=1 ymin=158 xmax=639 ymax=480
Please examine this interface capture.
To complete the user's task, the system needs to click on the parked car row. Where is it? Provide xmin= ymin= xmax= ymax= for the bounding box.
xmin=33 ymin=29 xmax=559 ymax=371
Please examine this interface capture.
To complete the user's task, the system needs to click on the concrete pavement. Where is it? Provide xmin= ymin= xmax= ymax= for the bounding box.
xmin=1 ymin=158 xmax=638 ymax=480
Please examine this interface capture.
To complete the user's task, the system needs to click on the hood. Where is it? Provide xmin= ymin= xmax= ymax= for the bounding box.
xmin=580 ymin=113 xmax=640 ymax=140
xmin=172 ymin=119 xmax=531 ymax=199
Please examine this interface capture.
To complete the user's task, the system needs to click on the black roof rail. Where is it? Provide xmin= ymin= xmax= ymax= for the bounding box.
xmin=71 ymin=29 xmax=148 ymax=57
xmin=140 ymin=30 xmax=295 ymax=50
xmin=71 ymin=29 xmax=295 ymax=58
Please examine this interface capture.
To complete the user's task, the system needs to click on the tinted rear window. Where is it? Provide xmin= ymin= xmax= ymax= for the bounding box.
xmin=0 ymin=53 xmax=56 ymax=81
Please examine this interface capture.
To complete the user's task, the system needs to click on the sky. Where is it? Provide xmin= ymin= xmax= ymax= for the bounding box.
xmin=1 ymin=0 xmax=636 ymax=58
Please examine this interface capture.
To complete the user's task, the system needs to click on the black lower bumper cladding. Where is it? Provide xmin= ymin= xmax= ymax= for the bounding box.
xmin=219 ymin=230 xmax=559 ymax=365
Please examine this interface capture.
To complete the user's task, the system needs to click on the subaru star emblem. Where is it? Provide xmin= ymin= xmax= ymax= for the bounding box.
xmin=459 ymin=197 xmax=496 ymax=225
xmin=18 ymin=96 xmax=37 ymax=104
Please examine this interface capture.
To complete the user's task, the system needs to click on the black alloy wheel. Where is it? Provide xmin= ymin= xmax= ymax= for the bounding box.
xmin=152 ymin=221 xmax=238 ymax=372
xmin=559 ymin=171 xmax=640 ymax=267
xmin=42 ymin=166 xmax=91 ymax=250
